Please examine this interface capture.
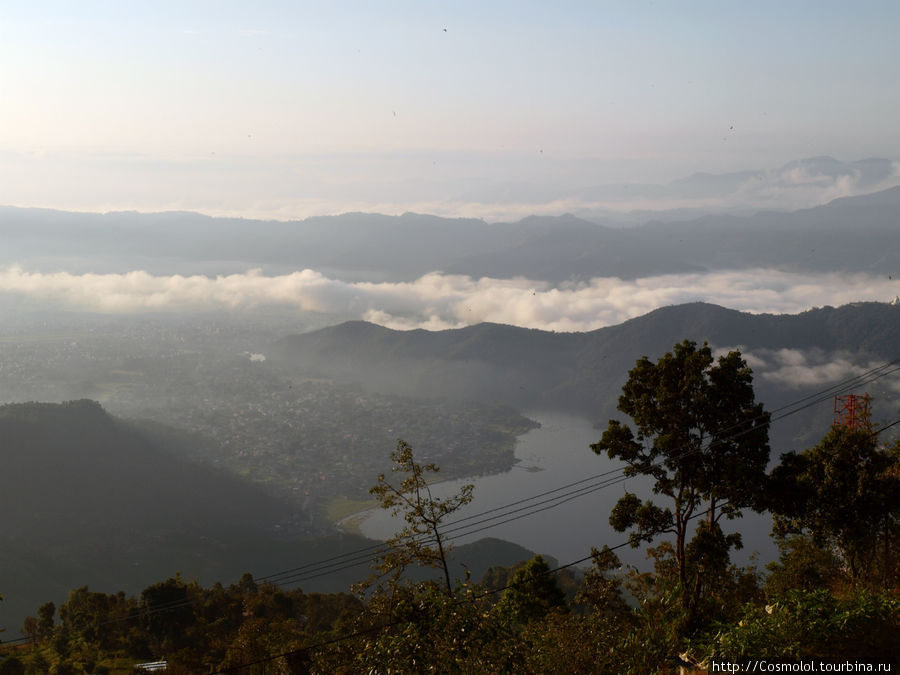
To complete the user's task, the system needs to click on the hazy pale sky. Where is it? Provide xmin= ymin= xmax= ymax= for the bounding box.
xmin=2 ymin=1 xmax=899 ymax=219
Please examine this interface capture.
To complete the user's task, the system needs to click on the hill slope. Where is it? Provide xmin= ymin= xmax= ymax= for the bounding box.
xmin=0 ymin=400 xmax=542 ymax=632
xmin=273 ymin=301 xmax=900 ymax=427
xmin=0 ymin=400 xmax=301 ymax=628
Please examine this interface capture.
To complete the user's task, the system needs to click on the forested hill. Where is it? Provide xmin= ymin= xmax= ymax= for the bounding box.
xmin=0 ymin=400 xmax=296 ymax=625
xmin=0 ymin=399 xmax=295 ymax=537
xmin=273 ymin=301 xmax=900 ymax=422
xmin=0 ymin=400 xmax=542 ymax=631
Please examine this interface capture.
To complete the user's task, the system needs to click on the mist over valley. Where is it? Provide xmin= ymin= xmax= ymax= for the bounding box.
xmin=2 ymin=172 xmax=899 ymax=630
xmin=4 ymin=3 xmax=900 ymax=666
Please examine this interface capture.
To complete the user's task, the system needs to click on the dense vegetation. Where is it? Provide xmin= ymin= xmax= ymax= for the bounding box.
xmin=1 ymin=341 xmax=898 ymax=673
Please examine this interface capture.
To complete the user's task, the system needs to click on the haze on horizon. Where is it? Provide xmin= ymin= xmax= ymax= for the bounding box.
xmin=2 ymin=4 xmax=900 ymax=638
xmin=2 ymin=1 xmax=900 ymax=221
xmin=2 ymin=2 xmax=899 ymax=330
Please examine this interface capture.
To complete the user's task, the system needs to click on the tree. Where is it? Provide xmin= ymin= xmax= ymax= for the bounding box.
xmin=37 ymin=601 xmax=55 ymax=639
xmin=369 ymin=439 xmax=474 ymax=595
xmin=769 ymin=426 xmax=900 ymax=585
xmin=0 ymin=655 xmax=25 ymax=675
xmin=693 ymin=587 xmax=900 ymax=664
xmin=140 ymin=575 xmax=197 ymax=653
xmin=591 ymin=340 xmax=770 ymax=625
xmin=495 ymin=555 xmax=566 ymax=624
xmin=764 ymin=535 xmax=842 ymax=597
xmin=20 ymin=616 xmax=38 ymax=646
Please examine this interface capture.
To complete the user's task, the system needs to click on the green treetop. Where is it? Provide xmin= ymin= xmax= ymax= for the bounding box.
xmin=591 ymin=340 xmax=770 ymax=627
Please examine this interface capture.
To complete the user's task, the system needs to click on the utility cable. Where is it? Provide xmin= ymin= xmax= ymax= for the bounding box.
xmin=211 ymin=506 xmax=723 ymax=673
xmin=4 ymin=358 xmax=898 ymax=648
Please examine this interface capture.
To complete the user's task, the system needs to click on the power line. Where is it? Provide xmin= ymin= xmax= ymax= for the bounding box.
xmin=212 ymin=505 xmax=727 ymax=674
xmin=265 ymin=358 xmax=900 ymax=587
xmin=141 ymin=357 xmax=900 ymax=600
xmin=206 ymin=397 xmax=900 ymax=675
xmin=86 ymin=410 xmax=900 ymax=646
xmin=4 ymin=356 xmax=898 ymax=648
xmin=125 ymin=356 xmax=900 ymax=601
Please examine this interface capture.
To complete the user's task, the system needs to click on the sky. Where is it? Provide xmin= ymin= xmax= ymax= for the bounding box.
xmin=1 ymin=2 xmax=898 ymax=329
xmin=2 ymin=1 xmax=900 ymax=220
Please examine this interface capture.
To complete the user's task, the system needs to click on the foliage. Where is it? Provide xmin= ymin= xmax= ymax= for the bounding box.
xmin=7 ymin=386 xmax=897 ymax=672
xmin=495 ymin=555 xmax=567 ymax=625
xmin=368 ymin=439 xmax=474 ymax=595
xmin=0 ymin=655 xmax=24 ymax=675
xmin=576 ymin=546 xmax=632 ymax=618
xmin=592 ymin=340 xmax=770 ymax=629
xmin=769 ymin=426 xmax=900 ymax=585
xmin=0 ymin=576 xmax=362 ymax=674
xmin=694 ymin=588 xmax=900 ymax=664
xmin=765 ymin=535 xmax=843 ymax=597
xmin=316 ymin=581 xmax=521 ymax=674
xmin=518 ymin=611 xmax=625 ymax=674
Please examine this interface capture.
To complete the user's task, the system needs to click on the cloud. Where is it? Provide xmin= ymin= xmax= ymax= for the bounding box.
xmin=759 ymin=348 xmax=879 ymax=388
xmin=709 ymin=346 xmax=900 ymax=408
xmin=711 ymin=347 xmax=768 ymax=370
xmin=1 ymin=266 xmax=898 ymax=332
xmin=726 ymin=160 xmax=900 ymax=212
xmin=753 ymin=348 xmax=900 ymax=406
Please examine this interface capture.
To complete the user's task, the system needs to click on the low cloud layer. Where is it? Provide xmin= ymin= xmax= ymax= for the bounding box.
xmin=2 ymin=266 xmax=898 ymax=332
xmin=710 ymin=347 xmax=900 ymax=410
xmin=754 ymin=348 xmax=895 ymax=389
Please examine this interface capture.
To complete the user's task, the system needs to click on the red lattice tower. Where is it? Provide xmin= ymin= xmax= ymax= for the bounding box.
xmin=833 ymin=393 xmax=873 ymax=431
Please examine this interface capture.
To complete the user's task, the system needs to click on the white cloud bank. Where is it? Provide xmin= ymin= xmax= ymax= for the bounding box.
xmin=735 ymin=348 xmax=896 ymax=390
xmin=750 ymin=348 xmax=900 ymax=402
xmin=2 ymin=266 xmax=898 ymax=332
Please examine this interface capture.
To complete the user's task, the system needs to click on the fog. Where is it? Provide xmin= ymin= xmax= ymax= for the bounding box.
xmin=3 ymin=152 xmax=897 ymax=222
xmin=2 ymin=265 xmax=897 ymax=332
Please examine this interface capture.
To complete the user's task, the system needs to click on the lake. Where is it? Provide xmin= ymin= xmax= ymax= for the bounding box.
xmin=355 ymin=411 xmax=778 ymax=570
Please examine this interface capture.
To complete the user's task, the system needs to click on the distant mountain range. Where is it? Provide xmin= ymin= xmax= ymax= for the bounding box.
xmin=581 ymin=156 xmax=897 ymax=204
xmin=1 ymin=178 xmax=898 ymax=283
xmin=450 ymin=156 xmax=900 ymax=222
xmin=273 ymin=301 xmax=900 ymax=441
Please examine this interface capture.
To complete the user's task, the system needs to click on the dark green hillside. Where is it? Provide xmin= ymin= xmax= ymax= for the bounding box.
xmin=0 ymin=400 xmax=288 ymax=538
xmin=0 ymin=400 xmax=344 ymax=629
xmin=0 ymin=400 xmax=541 ymax=632
xmin=0 ymin=400 xmax=279 ymax=627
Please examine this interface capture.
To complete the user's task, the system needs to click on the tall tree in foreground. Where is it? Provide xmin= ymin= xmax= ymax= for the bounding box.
xmin=369 ymin=439 xmax=474 ymax=595
xmin=591 ymin=340 xmax=770 ymax=627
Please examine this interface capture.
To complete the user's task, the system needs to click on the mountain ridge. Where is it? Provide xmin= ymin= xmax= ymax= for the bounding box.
xmin=273 ymin=301 xmax=900 ymax=423
xmin=2 ymin=182 xmax=898 ymax=281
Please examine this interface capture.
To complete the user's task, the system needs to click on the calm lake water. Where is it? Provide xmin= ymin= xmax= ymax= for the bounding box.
xmin=356 ymin=412 xmax=778 ymax=569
